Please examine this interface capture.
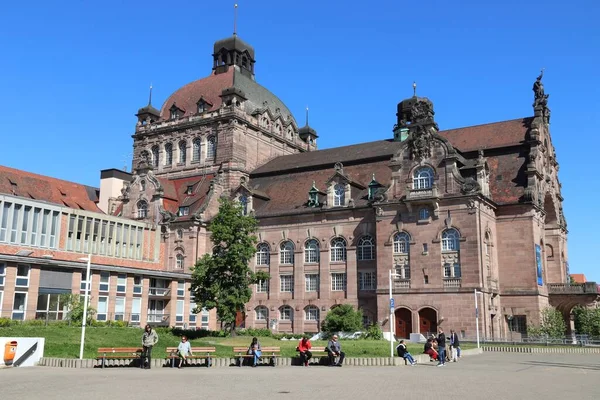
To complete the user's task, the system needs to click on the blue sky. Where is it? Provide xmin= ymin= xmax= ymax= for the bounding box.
xmin=0 ymin=1 xmax=598 ymax=280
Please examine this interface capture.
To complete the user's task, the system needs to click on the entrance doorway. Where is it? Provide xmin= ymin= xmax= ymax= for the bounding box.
xmin=395 ymin=308 xmax=412 ymax=339
xmin=418 ymin=307 xmax=438 ymax=336
xmin=236 ymin=310 xmax=246 ymax=329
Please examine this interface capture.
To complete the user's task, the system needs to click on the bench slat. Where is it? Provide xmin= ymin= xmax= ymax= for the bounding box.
xmin=97 ymin=348 xmax=142 ymax=353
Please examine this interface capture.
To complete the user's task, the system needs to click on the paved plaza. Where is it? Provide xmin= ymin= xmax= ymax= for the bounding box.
xmin=3 ymin=353 xmax=599 ymax=400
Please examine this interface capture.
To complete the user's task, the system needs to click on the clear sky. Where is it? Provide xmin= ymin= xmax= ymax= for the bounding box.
xmin=0 ymin=1 xmax=598 ymax=280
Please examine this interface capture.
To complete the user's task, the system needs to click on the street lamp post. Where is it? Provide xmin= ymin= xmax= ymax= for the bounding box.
xmin=389 ymin=269 xmax=401 ymax=358
xmin=79 ymin=255 xmax=92 ymax=360
xmin=474 ymin=289 xmax=484 ymax=348
xmin=507 ymin=315 xmax=514 ymax=343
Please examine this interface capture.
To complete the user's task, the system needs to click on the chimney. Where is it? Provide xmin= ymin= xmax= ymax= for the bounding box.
xmin=98 ymin=169 xmax=131 ymax=213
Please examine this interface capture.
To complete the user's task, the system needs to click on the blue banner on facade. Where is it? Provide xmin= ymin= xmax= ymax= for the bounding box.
xmin=535 ymin=244 xmax=543 ymax=286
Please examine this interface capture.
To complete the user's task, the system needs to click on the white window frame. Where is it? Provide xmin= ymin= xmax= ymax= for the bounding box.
xmin=177 ymin=281 xmax=185 ymax=297
xmin=305 ymin=306 xmax=320 ymax=321
xmin=201 ymin=309 xmax=209 ymax=329
xmin=256 ymin=243 xmax=270 ymax=265
xmin=357 ymin=235 xmax=375 ymax=261
xmin=330 ymin=237 xmax=347 ymax=262
xmin=331 ymin=273 xmax=347 ymax=291
xmin=333 ymin=183 xmax=345 ymax=206
xmin=443 ymin=263 xmax=461 ymax=278
xmin=0 ymin=262 xmax=5 ymax=286
xmin=176 ymin=299 xmax=185 ymax=323
xmin=358 ymin=271 xmax=377 ymax=290
xmin=305 ymin=274 xmax=319 ymax=292
xmin=413 ymin=167 xmax=434 ymax=189
xmin=189 ymin=302 xmax=197 ymax=325
xmin=80 ymin=270 xmax=92 ymax=291
xmin=239 ymin=195 xmax=249 ymax=216
xmin=279 ymin=241 xmax=294 ymax=265
xmin=137 ymin=201 xmax=148 ymax=219
xmin=255 ymin=306 xmax=268 ymax=321
xmin=133 ymin=276 xmax=143 ymax=294
xmin=280 ymin=274 xmax=294 ymax=293
xmin=256 ymin=279 xmax=269 ymax=293
xmin=396 ymin=263 xmax=411 ymax=280
xmin=16 ymin=264 xmax=30 ymax=287
xmin=97 ymin=296 xmax=108 ymax=321
xmin=304 ymin=239 xmax=320 ymax=264
xmin=442 ymin=229 xmax=460 ymax=252
xmin=130 ymin=297 xmax=141 ymax=323
xmin=99 ymin=271 xmax=110 ymax=292
xmin=176 ymin=254 xmax=184 ymax=269
xmin=116 ymin=274 xmax=127 ymax=293
xmin=12 ymin=291 xmax=28 ymax=320
xmin=114 ymin=296 xmax=126 ymax=321
xmin=0 ymin=290 xmax=3 ymax=315
xmin=192 ymin=138 xmax=202 ymax=162
xmin=279 ymin=305 xmax=293 ymax=321
xmin=393 ymin=232 xmax=410 ymax=254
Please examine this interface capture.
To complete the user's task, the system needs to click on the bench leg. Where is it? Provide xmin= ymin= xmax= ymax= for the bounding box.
xmin=102 ymin=357 xmax=105 ymax=369
xmin=206 ymin=357 xmax=211 ymax=368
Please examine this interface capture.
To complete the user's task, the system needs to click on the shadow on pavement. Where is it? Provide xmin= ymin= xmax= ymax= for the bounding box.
xmin=521 ymin=361 xmax=600 ymax=371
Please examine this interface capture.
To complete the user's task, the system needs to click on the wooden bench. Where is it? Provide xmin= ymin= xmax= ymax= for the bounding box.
xmin=233 ymin=346 xmax=280 ymax=367
xmin=96 ymin=347 xmax=143 ymax=369
xmin=297 ymin=346 xmax=330 ymax=365
xmin=165 ymin=346 xmax=216 ymax=368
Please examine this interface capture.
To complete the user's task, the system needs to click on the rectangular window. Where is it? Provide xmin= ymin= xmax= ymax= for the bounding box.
xmin=305 ymin=274 xmax=319 ymax=292
xmin=201 ymin=309 xmax=209 ymax=329
xmin=177 ymin=281 xmax=185 ymax=297
xmin=30 ymin=208 xmax=40 ymax=246
xmin=97 ymin=296 xmax=108 ymax=321
xmin=0 ymin=262 xmax=5 ymax=286
xmin=256 ymin=279 xmax=269 ymax=293
xmin=114 ymin=297 xmax=125 ymax=321
xmin=117 ymin=274 xmax=127 ymax=293
xmin=453 ymin=263 xmax=462 ymax=278
xmin=99 ymin=221 xmax=107 ymax=255
xmin=136 ymin=228 xmax=143 ymax=259
xmin=10 ymin=204 xmax=21 ymax=243
xmin=107 ymin=222 xmax=115 ymax=256
xmin=115 ymin=223 xmax=122 ymax=257
xmin=359 ymin=272 xmax=376 ymax=290
xmin=128 ymin=226 xmax=135 ymax=258
xmin=305 ymin=307 xmax=319 ymax=321
xmin=280 ymin=274 xmax=294 ymax=293
xmin=0 ymin=202 xmax=10 ymax=242
xmin=49 ymin=211 xmax=59 ymax=248
xmin=39 ymin=209 xmax=50 ymax=247
xmin=122 ymin=225 xmax=129 ymax=258
xmin=331 ymin=273 xmax=347 ymax=291
xmin=176 ymin=300 xmax=184 ymax=323
xmin=131 ymin=298 xmax=141 ymax=323
xmin=189 ymin=302 xmax=197 ymax=324
xmin=178 ymin=207 xmax=189 ymax=216
xmin=99 ymin=271 xmax=110 ymax=292
xmin=16 ymin=264 xmax=30 ymax=287
xmin=12 ymin=292 xmax=27 ymax=320
xmin=510 ymin=315 xmax=527 ymax=335
xmin=75 ymin=216 xmax=84 ymax=251
xmin=91 ymin=219 xmax=98 ymax=254
xmin=80 ymin=270 xmax=92 ymax=291
xmin=67 ymin=215 xmax=75 ymax=250
xmin=20 ymin=205 xmax=31 ymax=244
xmin=133 ymin=276 xmax=143 ymax=294
xmin=443 ymin=264 xmax=452 ymax=278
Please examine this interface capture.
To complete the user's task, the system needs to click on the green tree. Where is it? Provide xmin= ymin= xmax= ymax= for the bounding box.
xmin=190 ymin=197 xmax=269 ymax=333
xmin=321 ymin=304 xmax=363 ymax=334
xmin=573 ymin=306 xmax=600 ymax=337
xmin=527 ymin=307 xmax=566 ymax=338
xmin=59 ymin=293 xmax=96 ymax=324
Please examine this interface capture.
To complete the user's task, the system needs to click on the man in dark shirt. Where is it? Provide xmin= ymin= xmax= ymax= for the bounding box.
xmin=326 ymin=335 xmax=345 ymax=367
xmin=449 ymin=329 xmax=460 ymax=362
xmin=436 ymin=328 xmax=446 ymax=366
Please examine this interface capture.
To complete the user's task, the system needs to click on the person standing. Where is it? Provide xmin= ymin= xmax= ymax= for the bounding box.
xmin=326 ymin=335 xmax=345 ymax=367
xmin=247 ymin=337 xmax=262 ymax=367
xmin=177 ymin=336 xmax=193 ymax=369
xmin=142 ymin=324 xmax=159 ymax=369
xmin=297 ymin=336 xmax=312 ymax=367
xmin=449 ymin=329 xmax=460 ymax=362
xmin=436 ymin=328 xmax=446 ymax=367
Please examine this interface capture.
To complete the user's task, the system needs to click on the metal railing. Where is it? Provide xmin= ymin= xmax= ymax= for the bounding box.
xmin=148 ymin=287 xmax=171 ymax=296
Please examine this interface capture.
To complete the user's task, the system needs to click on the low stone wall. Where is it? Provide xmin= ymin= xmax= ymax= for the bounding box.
xmin=483 ymin=346 xmax=600 ymax=354
xmin=38 ymin=348 xmax=483 ymax=368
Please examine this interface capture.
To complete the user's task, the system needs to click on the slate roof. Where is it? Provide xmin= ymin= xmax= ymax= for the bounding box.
xmin=0 ymin=165 xmax=101 ymax=212
xmin=158 ymin=174 xmax=215 ymax=220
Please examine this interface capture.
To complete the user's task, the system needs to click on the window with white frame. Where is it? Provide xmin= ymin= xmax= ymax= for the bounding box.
xmin=116 ymin=274 xmax=127 ymax=293
xmin=114 ymin=297 xmax=125 ymax=321
xmin=192 ymin=138 xmax=202 ymax=162
xmin=97 ymin=296 xmax=108 ymax=321
xmin=305 ymin=306 xmax=319 ymax=321
xmin=413 ymin=167 xmax=434 ymax=189
xmin=279 ymin=305 xmax=293 ymax=321
xmin=305 ymin=274 xmax=319 ymax=292
xmin=358 ymin=271 xmax=377 ymax=290
xmin=151 ymin=145 xmax=159 ymax=168
xmin=189 ymin=301 xmax=197 ymax=325
xmin=176 ymin=300 xmax=184 ymax=323
xmin=0 ymin=290 xmax=3 ymax=314
xmin=133 ymin=276 xmax=142 ymax=294
xmin=396 ymin=263 xmax=411 ymax=279
xmin=0 ymin=198 xmax=61 ymax=249
xmin=239 ymin=195 xmax=248 ymax=216
xmin=207 ymin=136 xmax=216 ymax=159
xmin=177 ymin=281 xmax=185 ymax=297
xmin=164 ymin=143 xmax=173 ymax=166
xmin=255 ymin=306 xmax=268 ymax=320
xmin=330 ymin=237 xmax=347 ymax=262
xmin=256 ymin=279 xmax=269 ymax=293
xmin=0 ymin=262 xmax=5 ymax=286
xmin=130 ymin=298 xmax=141 ymax=323
xmin=179 ymin=141 xmax=187 ymax=164
xmin=137 ymin=201 xmax=148 ymax=219
xmin=99 ymin=271 xmax=110 ymax=292
xmin=393 ymin=232 xmax=410 ymax=254
xmin=304 ymin=239 xmax=320 ymax=263
xmin=280 ymin=274 xmax=294 ymax=292
xmin=176 ymin=254 xmax=184 ymax=269
xmin=357 ymin=235 xmax=375 ymax=261
xmin=256 ymin=243 xmax=270 ymax=265
xmin=442 ymin=229 xmax=460 ymax=251
xmin=333 ymin=183 xmax=345 ymax=206
xmin=12 ymin=292 xmax=27 ymax=320
xmin=443 ymin=263 xmax=461 ymax=278
xmin=16 ymin=264 xmax=30 ymax=287
xmin=80 ymin=270 xmax=92 ymax=291
xmin=418 ymin=208 xmax=430 ymax=220
xmin=279 ymin=241 xmax=294 ymax=265
xmin=331 ymin=273 xmax=347 ymax=291
xmin=201 ymin=309 xmax=209 ymax=329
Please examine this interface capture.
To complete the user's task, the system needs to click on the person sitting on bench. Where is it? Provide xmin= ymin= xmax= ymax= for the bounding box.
xmin=247 ymin=337 xmax=262 ymax=367
xmin=396 ymin=340 xmax=417 ymax=365
xmin=297 ymin=336 xmax=312 ymax=367
xmin=326 ymin=335 xmax=345 ymax=367
xmin=423 ymin=338 xmax=438 ymax=361
xmin=177 ymin=336 xmax=193 ymax=369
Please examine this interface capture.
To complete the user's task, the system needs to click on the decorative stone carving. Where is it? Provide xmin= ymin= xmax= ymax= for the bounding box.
xmin=410 ymin=100 xmax=435 ymax=124
xmin=461 ymin=177 xmax=481 ymax=194
xmin=408 ymin=125 xmax=433 ymax=160
xmin=159 ymin=207 xmax=177 ymax=225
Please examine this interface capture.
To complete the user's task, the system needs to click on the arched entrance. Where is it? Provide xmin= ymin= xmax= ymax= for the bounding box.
xmin=395 ymin=308 xmax=412 ymax=339
xmin=419 ymin=307 xmax=438 ymax=336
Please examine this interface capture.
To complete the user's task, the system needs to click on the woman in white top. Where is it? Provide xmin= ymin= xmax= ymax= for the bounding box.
xmin=177 ymin=336 xmax=193 ymax=368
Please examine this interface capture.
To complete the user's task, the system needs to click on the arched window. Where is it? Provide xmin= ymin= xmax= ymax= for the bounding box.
xmin=255 ymin=306 xmax=268 ymax=321
xmin=175 ymin=254 xmax=184 ymax=269
xmin=413 ymin=167 xmax=434 ymax=189
xmin=207 ymin=136 xmax=216 ymax=160
xmin=418 ymin=208 xmax=430 ymax=220
xmin=279 ymin=305 xmax=293 ymax=321
xmin=256 ymin=243 xmax=270 ymax=265
xmin=357 ymin=235 xmax=375 ymax=261
xmin=164 ymin=143 xmax=173 ymax=166
xmin=330 ymin=237 xmax=347 ymax=262
xmin=178 ymin=141 xmax=187 ymax=164
xmin=137 ymin=200 xmax=148 ymax=219
xmin=304 ymin=239 xmax=320 ymax=263
xmin=151 ymin=145 xmax=159 ymax=168
xmin=333 ymin=183 xmax=345 ymax=206
xmin=393 ymin=232 xmax=410 ymax=254
xmin=192 ymin=138 xmax=202 ymax=162
xmin=280 ymin=241 xmax=294 ymax=265
xmin=305 ymin=305 xmax=320 ymax=321
xmin=239 ymin=195 xmax=248 ymax=216
xmin=442 ymin=228 xmax=460 ymax=252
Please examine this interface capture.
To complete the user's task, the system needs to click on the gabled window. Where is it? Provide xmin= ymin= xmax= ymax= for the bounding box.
xmin=393 ymin=232 xmax=410 ymax=254
xmin=330 ymin=237 xmax=347 ymax=262
xmin=239 ymin=195 xmax=248 ymax=216
xmin=279 ymin=241 xmax=294 ymax=265
xmin=256 ymin=243 xmax=270 ymax=265
xmin=207 ymin=136 xmax=216 ymax=160
xmin=186 ymin=185 xmax=194 ymax=195
xmin=176 ymin=254 xmax=184 ymax=269
xmin=197 ymin=100 xmax=207 ymax=113
xmin=164 ymin=143 xmax=173 ymax=166
xmin=304 ymin=239 xmax=320 ymax=263
xmin=442 ymin=229 xmax=460 ymax=252
xmin=178 ymin=141 xmax=187 ymax=164
xmin=192 ymin=138 xmax=202 ymax=162
xmin=151 ymin=145 xmax=159 ymax=168
xmin=137 ymin=200 xmax=148 ymax=219
xmin=357 ymin=235 xmax=375 ymax=261
xmin=333 ymin=183 xmax=345 ymax=206
xmin=178 ymin=207 xmax=189 ymax=216
xmin=413 ymin=167 xmax=434 ymax=189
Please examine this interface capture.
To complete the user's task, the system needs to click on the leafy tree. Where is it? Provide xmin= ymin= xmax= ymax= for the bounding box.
xmin=59 ymin=293 xmax=96 ymax=324
xmin=190 ymin=197 xmax=269 ymax=333
xmin=321 ymin=304 xmax=363 ymax=334
xmin=362 ymin=323 xmax=383 ymax=340
xmin=573 ymin=306 xmax=600 ymax=337
xmin=527 ymin=307 xmax=566 ymax=338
